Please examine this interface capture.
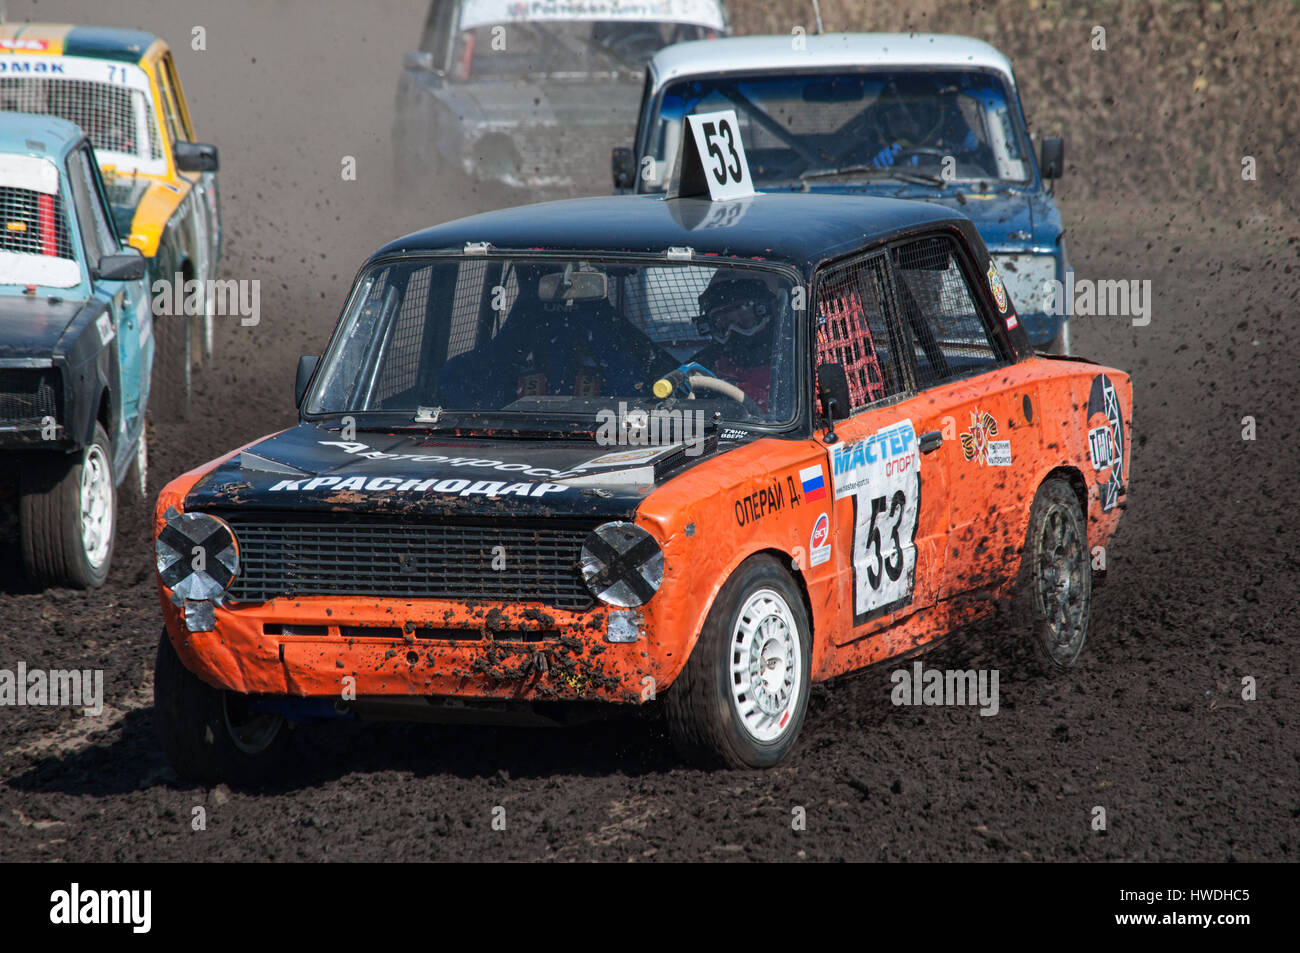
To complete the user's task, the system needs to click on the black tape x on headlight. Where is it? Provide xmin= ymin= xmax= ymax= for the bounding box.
xmin=580 ymin=521 xmax=664 ymax=608
xmin=156 ymin=508 xmax=239 ymax=605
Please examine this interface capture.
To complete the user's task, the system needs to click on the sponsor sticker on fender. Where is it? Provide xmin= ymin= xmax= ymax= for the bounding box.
xmin=809 ymin=513 xmax=831 ymax=567
xmin=960 ymin=409 xmax=1011 ymax=467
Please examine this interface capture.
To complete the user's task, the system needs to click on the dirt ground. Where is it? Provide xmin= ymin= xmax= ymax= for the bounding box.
xmin=0 ymin=0 xmax=1295 ymax=861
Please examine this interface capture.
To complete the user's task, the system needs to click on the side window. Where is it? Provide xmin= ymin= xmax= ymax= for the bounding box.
xmin=161 ymin=54 xmax=196 ymax=141
xmin=813 ymin=251 xmax=906 ymax=412
xmin=65 ymin=148 xmax=117 ymax=265
xmin=890 ymin=235 xmax=1002 ymax=388
xmin=154 ymin=61 xmax=185 ymax=148
xmin=420 ymin=0 xmax=456 ymax=67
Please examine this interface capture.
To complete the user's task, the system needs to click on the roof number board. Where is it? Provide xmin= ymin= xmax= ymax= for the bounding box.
xmin=676 ymin=109 xmax=755 ymax=202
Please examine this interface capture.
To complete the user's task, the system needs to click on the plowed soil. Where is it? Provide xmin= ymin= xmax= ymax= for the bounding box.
xmin=0 ymin=0 xmax=1295 ymax=861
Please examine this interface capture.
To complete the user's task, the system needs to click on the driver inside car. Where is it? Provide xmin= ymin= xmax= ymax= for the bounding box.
xmin=677 ymin=270 xmax=784 ymax=415
xmin=864 ymin=74 xmax=985 ymax=170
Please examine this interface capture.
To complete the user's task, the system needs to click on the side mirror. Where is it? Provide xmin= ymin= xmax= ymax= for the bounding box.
xmin=295 ymin=355 xmax=319 ymax=408
xmin=175 ymin=141 xmax=219 ymax=173
xmin=1040 ymin=136 xmax=1064 ymax=180
xmin=404 ymin=50 xmax=438 ymax=74
xmin=96 ymin=249 xmax=146 ymax=281
xmin=611 ymin=147 xmax=636 ymax=190
xmin=816 ymin=362 xmax=851 ymax=443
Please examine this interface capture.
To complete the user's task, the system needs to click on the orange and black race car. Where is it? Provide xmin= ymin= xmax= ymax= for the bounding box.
xmin=151 ymin=191 xmax=1131 ymax=781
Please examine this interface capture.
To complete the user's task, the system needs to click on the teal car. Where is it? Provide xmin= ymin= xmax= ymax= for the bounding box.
xmin=0 ymin=113 xmax=150 ymax=588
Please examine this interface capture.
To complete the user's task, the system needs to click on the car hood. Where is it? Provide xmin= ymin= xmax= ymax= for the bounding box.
xmin=796 ymin=183 xmax=1036 ymax=249
xmin=185 ymin=422 xmax=735 ymax=521
xmin=0 ymin=295 xmax=88 ymax=359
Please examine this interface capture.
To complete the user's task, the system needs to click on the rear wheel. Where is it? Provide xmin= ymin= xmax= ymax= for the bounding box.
xmin=664 ymin=555 xmax=812 ymax=768
xmin=154 ymin=629 xmax=289 ymax=785
xmin=19 ymin=422 xmax=115 ymax=589
xmin=1015 ymin=478 xmax=1092 ymax=668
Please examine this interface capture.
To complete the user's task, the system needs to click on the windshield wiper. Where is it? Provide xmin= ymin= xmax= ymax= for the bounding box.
xmin=800 ymin=165 xmax=947 ymax=187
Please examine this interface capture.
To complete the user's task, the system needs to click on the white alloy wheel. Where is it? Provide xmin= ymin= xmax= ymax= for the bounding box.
xmin=729 ymin=587 xmax=802 ymax=743
xmin=79 ymin=442 xmax=114 ymax=569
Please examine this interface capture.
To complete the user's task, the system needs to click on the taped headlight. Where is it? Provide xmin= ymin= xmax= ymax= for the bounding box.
xmin=580 ymin=521 xmax=664 ymax=608
xmin=156 ymin=508 xmax=239 ymax=605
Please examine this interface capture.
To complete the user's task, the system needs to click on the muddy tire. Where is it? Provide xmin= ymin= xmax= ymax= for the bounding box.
xmin=154 ymin=629 xmax=289 ymax=786
xmin=19 ymin=423 xmax=115 ymax=589
xmin=664 ymin=555 xmax=812 ymax=768
xmin=1014 ymin=478 xmax=1092 ymax=669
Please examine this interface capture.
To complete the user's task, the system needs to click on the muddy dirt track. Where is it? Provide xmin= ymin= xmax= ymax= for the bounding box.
xmin=0 ymin=0 xmax=1296 ymax=861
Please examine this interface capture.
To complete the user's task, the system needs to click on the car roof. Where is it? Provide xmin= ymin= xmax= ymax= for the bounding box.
xmin=372 ymin=193 xmax=970 ymax=268
xmin=456 ymin=0 xmax=728 ymax=31
xmin=0 ymin=112 xmax=83 ymax=160
xmin=649 ymin=32 xmax=1016 ymax=90
xmin=0 ymin=23 xmax=159 ymax=63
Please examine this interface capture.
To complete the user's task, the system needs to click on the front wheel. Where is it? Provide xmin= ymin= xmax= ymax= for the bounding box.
xmin=154 ymin=629 xmax=290 ymax=785
xmin=19 ymin=422 xmax=115 ymax=588
xmin=664 ymin=555 xmax=812 ymax=768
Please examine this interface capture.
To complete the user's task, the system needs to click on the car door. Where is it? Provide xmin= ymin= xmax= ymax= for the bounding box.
xmin=812 ymin=248 xmax=950 ymax=645
xmin=885 ymin=232 xmax=1027 ymax=597
xmin=66 ymin=145 xmax=150 ymax=438
xmin=156 ymin=53 xmax=215 ymax=282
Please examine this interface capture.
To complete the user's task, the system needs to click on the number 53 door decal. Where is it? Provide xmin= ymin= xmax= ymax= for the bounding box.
xmin=830 ymin=420 xmax=922 ymax=624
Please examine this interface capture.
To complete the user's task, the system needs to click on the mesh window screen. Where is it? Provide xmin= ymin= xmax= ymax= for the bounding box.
xmin=814 ymin=252 xmax=902 ymax=411
xmin=373 ymin=264 xmax=432 ymax=402
xmin=0 ymin=77 xmax=162 ymax=160
xmin=0 ymin=186 xmax=73 ymax=259
xmin=892 ymin=236 xmax=999 ymax=388
xmin=623 ymin=265 xmax=712 ymax=344
xmin=446 ymin=259 xmax=489 ymax=359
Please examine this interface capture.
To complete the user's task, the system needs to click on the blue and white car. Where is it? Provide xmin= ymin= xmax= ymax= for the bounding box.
xmin=613 ymin=33 xmax=1071 ymax=352
xmin=0 ymin=113 xmax=150 ymax=588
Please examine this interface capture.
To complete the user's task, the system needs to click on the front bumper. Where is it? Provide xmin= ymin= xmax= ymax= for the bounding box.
xmin=160 ymin=592 xmax=654 ymax=705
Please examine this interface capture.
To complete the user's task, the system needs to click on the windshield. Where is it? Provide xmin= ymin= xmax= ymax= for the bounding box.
xmin=0 ymin=156 xmax=80 ymax=289
xmin=0 ymin=61 xmax=166 ymax=175
xmin=308 ymin=256 xmax=799 ymax=428
xmin=450 ymin=20 xmax=713 ymax=78
xmin=642 ymin=69 xmax=1033 ymax=190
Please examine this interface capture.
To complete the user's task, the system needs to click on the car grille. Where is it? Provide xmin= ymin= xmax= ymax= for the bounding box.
xmin=216 ymin=514 xmax=596 ymax=610
xmin=0 ymin=369 xmax=60 ymax=426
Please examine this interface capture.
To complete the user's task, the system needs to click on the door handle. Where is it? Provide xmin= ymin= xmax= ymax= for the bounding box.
xmin=919 ymin=431 xmax=943 ymax=454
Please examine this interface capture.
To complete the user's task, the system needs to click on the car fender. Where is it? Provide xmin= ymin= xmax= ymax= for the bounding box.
xmin=123 ymin=178 xmax=194 ymax=261
xmin=634 ymin=438 xmax=840 ymax=689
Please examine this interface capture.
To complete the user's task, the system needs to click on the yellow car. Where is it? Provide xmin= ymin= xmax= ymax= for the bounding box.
xmin=0 ymin=23 xmax=222 ymax=417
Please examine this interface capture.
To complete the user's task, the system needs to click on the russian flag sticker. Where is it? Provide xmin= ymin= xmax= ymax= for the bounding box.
xmin=799 ymin=465 xmax=827 ymax=502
